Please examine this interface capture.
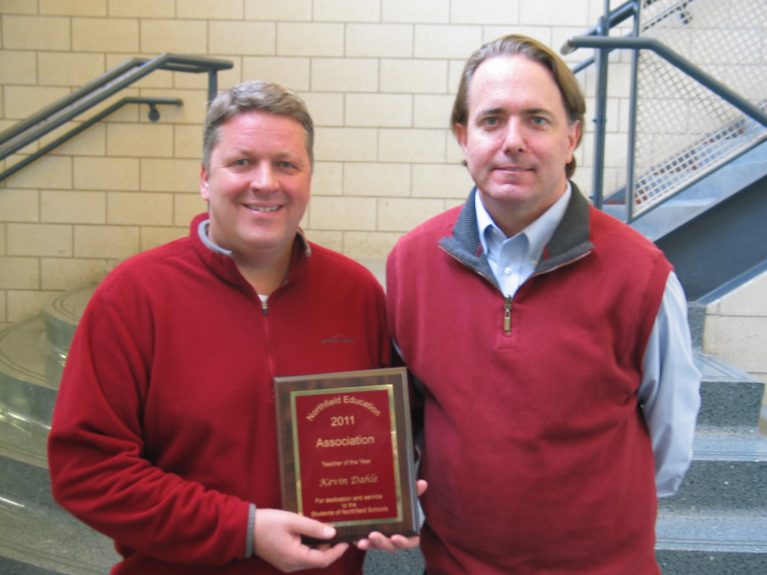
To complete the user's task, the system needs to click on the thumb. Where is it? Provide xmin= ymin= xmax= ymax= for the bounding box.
xmin=294 ymin=516 xmax=337 ymax=541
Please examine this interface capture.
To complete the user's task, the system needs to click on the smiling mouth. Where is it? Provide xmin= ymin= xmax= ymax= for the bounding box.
xmin=244 ymin=205 xmax=281 ymax=213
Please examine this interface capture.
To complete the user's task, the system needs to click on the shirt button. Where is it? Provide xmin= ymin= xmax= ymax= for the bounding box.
xmin=504 ymin=267 xmax=512 ymax=276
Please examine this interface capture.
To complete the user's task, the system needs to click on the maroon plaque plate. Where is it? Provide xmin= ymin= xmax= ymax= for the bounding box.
xmin=274 ymin=367 xmax=418 ymax=542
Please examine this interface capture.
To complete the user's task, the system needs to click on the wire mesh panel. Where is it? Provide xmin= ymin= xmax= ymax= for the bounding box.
xmin=630 ymin=0 xmax=767 ymax=217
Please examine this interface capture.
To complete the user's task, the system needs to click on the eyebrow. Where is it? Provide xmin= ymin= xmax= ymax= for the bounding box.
xmin=476 ymin=106 xmax=553 ymax=119
xmin=477 ymin=107 xmax=504 ymax=117
xmin=525 ymin=107 xmax=552 ymax=116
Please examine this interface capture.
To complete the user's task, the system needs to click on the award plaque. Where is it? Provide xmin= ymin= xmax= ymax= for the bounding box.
xmin=274 ymin=367 xmax=419 ymax=542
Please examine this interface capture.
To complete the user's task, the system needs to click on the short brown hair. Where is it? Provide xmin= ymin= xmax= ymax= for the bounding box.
xmin=451 ymin=34 xmax=585 ymax=178
xmin=202 ymin=81 xmax=314 ymax=171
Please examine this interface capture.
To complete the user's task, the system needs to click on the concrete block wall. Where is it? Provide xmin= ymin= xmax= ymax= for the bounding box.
xmin=705 ymin=274 xmax=767 ymax=386
xmin=0 ymin=0 xmax=620 ymax=329
xmin=1 ymin=0 xmax=766 ymax=393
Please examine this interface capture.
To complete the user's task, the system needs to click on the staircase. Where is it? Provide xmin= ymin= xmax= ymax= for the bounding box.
xmin=0 ymin=288 xmax=118 ymax=574
xmin=0 ymin=282 xmax=764 ymax=573
xmin=606 ymin=123 xmax=767 ymax=305
xmin=574 ymin=0 xmax=767 ymax=304
xmin=656 ymin=348 xmax=767 ymax=571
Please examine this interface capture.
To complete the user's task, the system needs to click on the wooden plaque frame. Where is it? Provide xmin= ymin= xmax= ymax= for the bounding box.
xmin=274 ymin=367 xmax=418 ymax=542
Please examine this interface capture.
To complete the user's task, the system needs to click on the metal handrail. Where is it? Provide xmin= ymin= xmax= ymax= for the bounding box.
xmin=563 ymin=36 xmax=767 ymax=128
xmin=570 ymin=1 xmax=639 ymax=75
xmin=0 ymin=97 xmax=182 ymax=183
xmin=0 ymin=53 xmax=232 ymax=176
xmin=568 ymin=0 xmax=696 ymax=75
xmin=564 ymin=33 xmax=767 ymax=217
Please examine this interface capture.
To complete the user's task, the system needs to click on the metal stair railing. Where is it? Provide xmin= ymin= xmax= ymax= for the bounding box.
xmin=0 ymin=97 xmax=182 ymax=182
xmin=563 ymin=0 xmax=767 ymax=222
xmin=0 ymin=53 xmax=233 ymax=183
xmin=570 ymin=1 xmax=639 ymax=75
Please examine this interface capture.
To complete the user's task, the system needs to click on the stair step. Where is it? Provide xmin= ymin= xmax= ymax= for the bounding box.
xmin=656 ymin=511 xmax=767 ymax=574
xmin=0 ymin=288 xmax=94 ymax=427
xmin=0 ymin=406 xmax=49 ymax=469
xmin=696 ymin=351 xmax=765 ymax=428
xmin=660 ymin=430 xmax=767 ymax=513
xmin=364 ymin=550 xmax=424 ymax=574
xmin=616 ymin=139 xmax=767 ymax=242
xmin=0 ymin=318 xmax=61 ymax=424
xmin=0 ymin=319 xmax=55 ymax=389
xmin=0 ymin=557 xmax=63 ymax=575
xmin=692 ymin=426 xmax=767 ymax=462
xmin=0 ymin=457 xmax=117 ymax=574
xmin=42 ymin=287 xmax=93 ymax=359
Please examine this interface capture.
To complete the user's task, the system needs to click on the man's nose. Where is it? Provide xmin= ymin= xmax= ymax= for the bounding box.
xmin=250 ymin=163 xmax=278 ymax=191
xmin=503 ymin=119 xmax=525 ymax=153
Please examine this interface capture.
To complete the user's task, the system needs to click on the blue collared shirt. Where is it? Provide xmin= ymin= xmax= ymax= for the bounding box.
xmin=475 ymin=188 xmax=701 ymax=497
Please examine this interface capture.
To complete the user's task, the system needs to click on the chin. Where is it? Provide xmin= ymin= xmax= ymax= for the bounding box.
xmin=247 ymin=233 xmax=294 ymax=252
xmin=484 ymin=185 xmax=531 ymax=199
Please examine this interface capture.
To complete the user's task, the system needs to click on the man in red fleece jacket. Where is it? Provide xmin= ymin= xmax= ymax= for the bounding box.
xmin=48 ymin=81 xmax=420 ymax=574
xmin=387 ymin=35 xmax=700 ymax=574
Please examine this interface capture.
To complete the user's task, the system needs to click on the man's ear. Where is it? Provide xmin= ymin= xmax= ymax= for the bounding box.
xmin=453 ymin=123 xmax=469 ymax=154
xmin=566 ymin=120 xmax=582 ymax=162
xmin=199 ymin=164 xmax=210 ymax=201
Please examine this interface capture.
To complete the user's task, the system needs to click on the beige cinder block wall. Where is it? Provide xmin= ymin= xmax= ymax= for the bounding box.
xmin=0 ymin=0 xmax=765 ymax=388
xmin=704 ymin=276 xmax=767 ymax=385
xmin=0 ymin=0 xmax=614 ymax=328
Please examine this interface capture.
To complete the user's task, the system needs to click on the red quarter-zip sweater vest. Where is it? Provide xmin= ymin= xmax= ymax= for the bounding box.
xmin=387 ymin=187 xmax=671 ymax=574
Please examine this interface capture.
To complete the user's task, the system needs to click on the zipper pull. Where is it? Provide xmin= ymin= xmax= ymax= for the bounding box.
xmin=503 ymin=296 xmax=512 ymax=334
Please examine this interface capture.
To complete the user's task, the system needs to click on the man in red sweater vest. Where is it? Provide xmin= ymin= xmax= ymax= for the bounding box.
xmin=387 ymin=35 xmax=701 ymax=574
xmin=48 ymin=81 xmax=421 ymax=574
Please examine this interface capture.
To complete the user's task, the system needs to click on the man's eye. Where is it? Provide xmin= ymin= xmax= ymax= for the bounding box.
xmin=530 ymin=116 xmax=548 ymax=127
xmin=277 ymin=161 xmax=297 ymax=170
xmin=482 ymin=116 xmax=500 ymax=127
xmin=233 ymin=158 xmax=251 ymax=167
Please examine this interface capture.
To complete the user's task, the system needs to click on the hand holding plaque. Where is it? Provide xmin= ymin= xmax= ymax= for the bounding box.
xmin=274 ymin=367 xmax=419 ymax=543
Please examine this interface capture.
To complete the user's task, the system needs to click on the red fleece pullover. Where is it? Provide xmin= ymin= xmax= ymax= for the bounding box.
xmin=49 ymin=213 xmax=390 ymax=574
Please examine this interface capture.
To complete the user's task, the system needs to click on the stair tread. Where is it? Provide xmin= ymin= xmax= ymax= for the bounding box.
xmin=0 ymin=407 xmax=49 ymax=468
xmin=693 ymin=350 xmax=765 ymax=429
xmin=693 ymin=426 xmax=767 ymax=462
xmin=0 ymin=454 xmax=117 ymax=574
xmin=628 ymin=139 xmax=767 ymax=241
xmin=0 ymin=319 xmax=50 ymax=388
xmin=43 ymin=287 xmax=93 ymax=327
xmin=695 ymin=350 xmax=762 ymax=383
xmin=0 ymin=490 xmax=117 ymax=575
xmin=656 ymin=511 xmax=767 ymax=553
xmin=42 ymin=287 xmax=94 ymax=355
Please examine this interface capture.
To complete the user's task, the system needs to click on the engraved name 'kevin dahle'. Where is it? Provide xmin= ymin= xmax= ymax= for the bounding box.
xmin=315 ymin=435 xmax=375 ymax=448
xmin=319 ymin=474 xmax=379 ymax=487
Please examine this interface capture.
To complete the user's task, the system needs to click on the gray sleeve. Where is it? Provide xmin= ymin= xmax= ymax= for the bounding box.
xmin=639 ymin=272 xmax=702 ymax=497
xmin=245 ymin=503 xmax=256 ymax=558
